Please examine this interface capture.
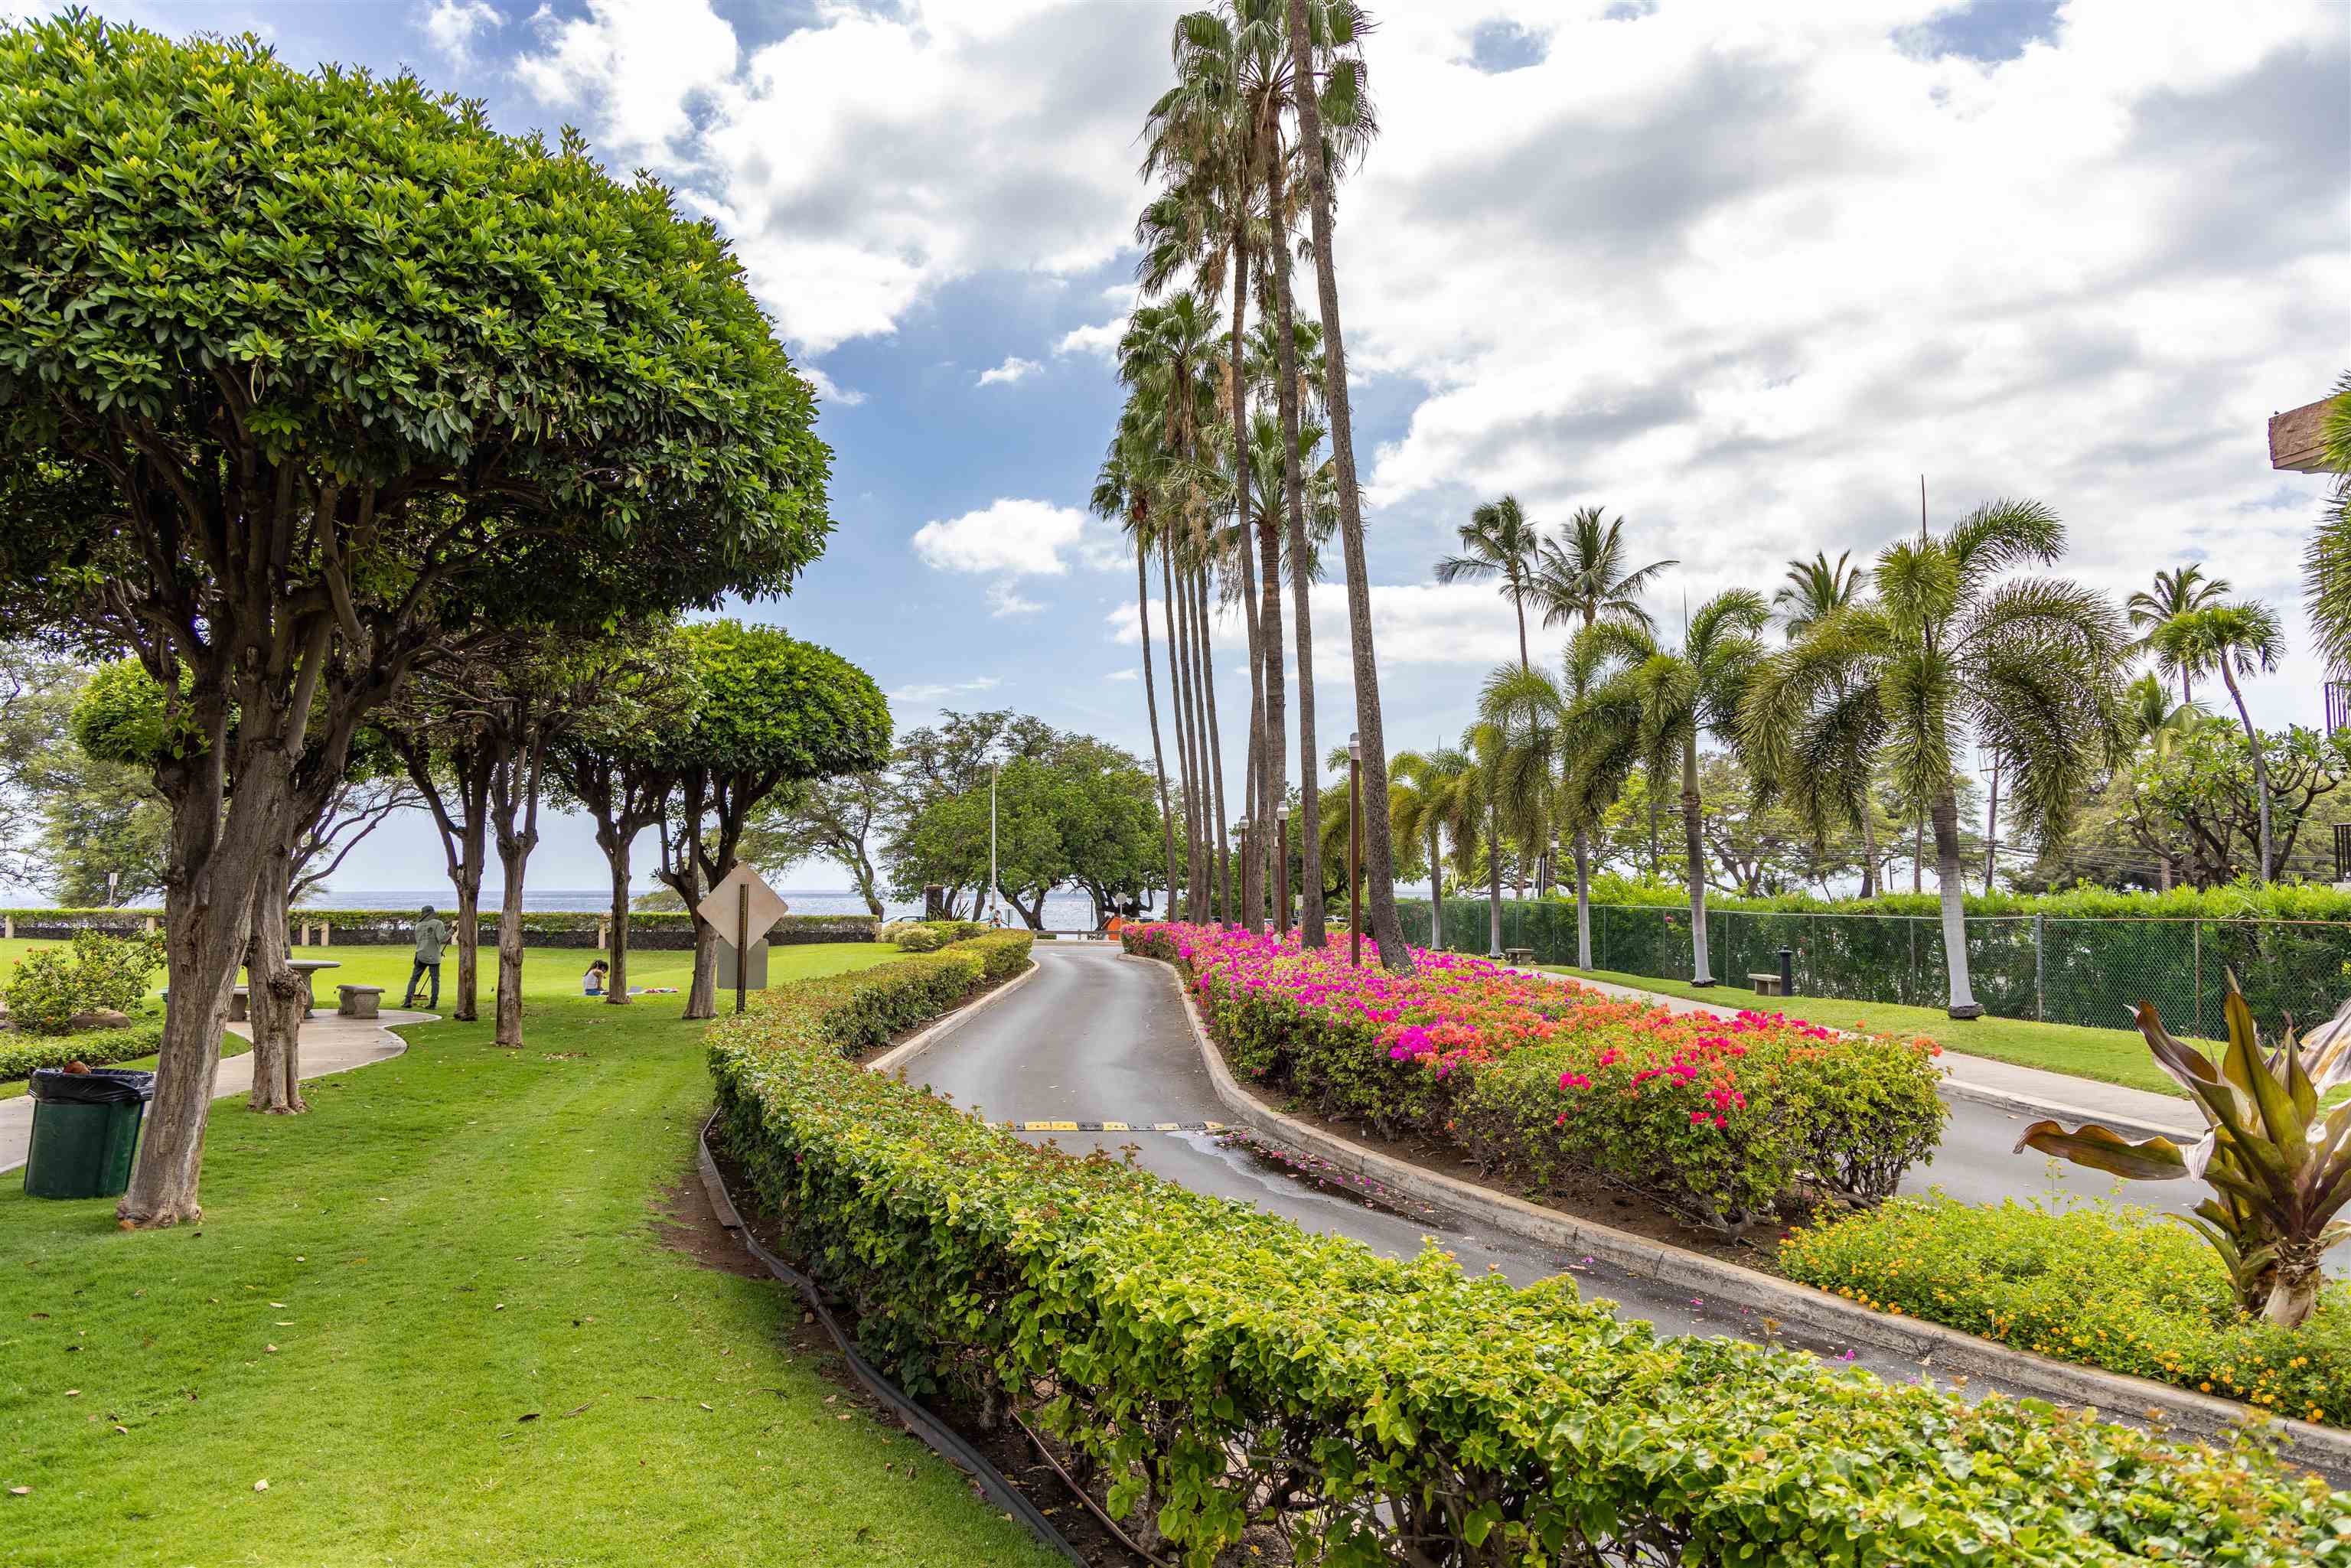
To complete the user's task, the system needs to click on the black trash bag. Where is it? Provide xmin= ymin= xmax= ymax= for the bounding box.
xmin=28 ymin=1068 xmax=157 ymax=1104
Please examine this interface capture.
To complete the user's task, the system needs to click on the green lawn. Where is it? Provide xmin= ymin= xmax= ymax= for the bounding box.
xmin=0 ymin=940 xmax=1061 ymax=1567
xmin=1543 ymin=964 xmax=2189 ymax=1100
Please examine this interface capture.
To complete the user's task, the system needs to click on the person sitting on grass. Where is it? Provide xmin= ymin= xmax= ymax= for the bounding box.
xmin=582 ymin=958 xmax=610 ymax=996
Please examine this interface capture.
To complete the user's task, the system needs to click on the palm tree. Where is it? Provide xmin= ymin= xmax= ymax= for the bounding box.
xmin=2122 ymin=670 xmax=2206 ymax=761
xmin=1578 ymin=591 xmax=1772 ymax=986
xmin=1479 ymin=648 xmax=1605 ymax=964
xmin=1751 ymin=500 xmax=2124 ymax=1016
xmin=2127 ymin=564 xmax=2231 ymax=706
xmin=2297 ymin=373 xmax=2351 ymax=675
xmin=2149 ymin=601 xmax=2285 ymax=881
xmin=1435 ymin=495 xmax=1545 ymax=670
xmin=1388 ymin=745 xmax=1475 ymax=949
xmin=1530 ymin=506 xmax=1676 ymax=635
xmin=1092 ymin=413 xmax=1181 ymax=913
xmin=1774 ymin=549 xmax=1868 ymax=637
xmin=1281 ymin=0 xmax=1409 ymax=968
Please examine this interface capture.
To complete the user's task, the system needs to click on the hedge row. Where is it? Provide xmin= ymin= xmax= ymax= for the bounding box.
xmin=1781 ymin=1196 xmax=2351 ymax=1429
xmin=1473 ymin=872 xmax=2351 ymax=922
xmin=1128 ymin=922 xmax=1945 ymax=1232
xmin=0 ymin=908 xmax=879 ymax=950
xmin=708 ymin=979 xmax=2344 ymax=1564
xmin=756 ymin=929 xmax=1032 ymax=1056
xmin=0 ymin=1019 xmax=164 ymax=1083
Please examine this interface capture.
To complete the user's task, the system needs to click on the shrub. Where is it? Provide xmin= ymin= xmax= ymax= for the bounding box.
xmin=1781 ymin=1195 xmax=2351 ymax=1428
xmin=0 ymin=1019 xmax=165 ymax=1083
xmin=891 ymin=924 xmax=945 ymax=953
xmin=1133 ymin=922 xmax=1945 ymax=1231
xmin=1 ymin=931 xmax=165 ymax=1035
xmin=757 ymin=931 xmax=1032 ymax=1055
xmin=709 ymin=1004 xmax=2344 ymax=1565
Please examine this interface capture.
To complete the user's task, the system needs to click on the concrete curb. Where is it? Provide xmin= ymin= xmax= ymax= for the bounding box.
xmin=865 ymin=960 xmax=1042 ymax=1079
xmin=1134 ymin=952 xmax=2351 ymax=1481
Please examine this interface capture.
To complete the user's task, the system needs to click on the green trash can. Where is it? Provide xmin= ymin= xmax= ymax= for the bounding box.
xmin=24 ymin=1068 xmax=155 ymax=1199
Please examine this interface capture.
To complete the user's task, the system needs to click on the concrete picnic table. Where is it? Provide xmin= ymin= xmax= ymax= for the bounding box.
xmin=283 ymin=957 xmax=341 ymax=1017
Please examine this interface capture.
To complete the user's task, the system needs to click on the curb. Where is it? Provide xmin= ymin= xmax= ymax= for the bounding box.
xmin=865 ymin=959 xmax=1042 ymax=1079
xmin=1509 ymin=965 xmax=2203 ymax=1144
xmin=1136 ymin=952 xmax=2351 ymax=1482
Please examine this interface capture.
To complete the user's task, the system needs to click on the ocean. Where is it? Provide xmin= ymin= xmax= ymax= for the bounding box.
xmin=309 ymin=887 xmax=1120 ymax=928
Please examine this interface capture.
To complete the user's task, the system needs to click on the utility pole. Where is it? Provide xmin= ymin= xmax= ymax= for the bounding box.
xmin=1348 ymin=732 xmax=1362 ymax=967
xmin=988 ymin=758 xmax=998 ymax=924
xmin=1276 ymin=805 xmax=1291 ymax=937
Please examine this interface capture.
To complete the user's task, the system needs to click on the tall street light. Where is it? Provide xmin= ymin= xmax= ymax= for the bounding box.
xmin=1348 ymin=731 xmax=1362 ymax=967
xmin=987 ymin=757 xmax=999 ymax=925
xmin=1276 ymin=805 xmax=1290 ymax=937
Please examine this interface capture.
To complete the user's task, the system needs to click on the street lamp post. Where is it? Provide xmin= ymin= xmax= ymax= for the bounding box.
xmin=1276 ymin=806 xmax=1290 ymax=937
xmin=1348 ymin=732 xmax=1362 ymax=967
xmin=987 ymin=758 xmax=998 ymax=925
xmin=1234 ymin=819 xmax=1252 ymax=932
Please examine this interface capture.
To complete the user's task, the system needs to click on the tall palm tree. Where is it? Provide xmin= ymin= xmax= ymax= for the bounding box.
xmin=1387 ymin=745 xmax=1475 ymax=949
xmin=1435 ymin=495 xmax=1545 ymax=670
xmin=2149 ymin=601 xmax=2285 ymax=881
xmin=2127 ymin=563 xmax=2231 ymax=706
xmin=1753 ymin=500 xmax=2124 ymax=1016
xmin=1282 ymin=0 xmax=1409 ymax=968
xmin=1774 ymin=549 xmax=1868 ymax=637
xmin=1529 ymin=506 xmax=1676 ymax=635
xmin=1578 ymin=592 xmax=1771 ymax=986
xmin=1092 ymin=413 xmax=1181 ymax=912
xmin=2297 ymin=373 xmax=2351 ymax=675
xmin=1479 ymin=645 xmax=1606 ymax=965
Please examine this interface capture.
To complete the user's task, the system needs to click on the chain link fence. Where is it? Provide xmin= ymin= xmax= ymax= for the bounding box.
xmin=1396 ymin=898 xmax=2351 ymax=1039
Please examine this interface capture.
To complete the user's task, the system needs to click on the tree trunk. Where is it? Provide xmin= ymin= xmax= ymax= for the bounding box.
xmin=243 ymin=871 xmax=306 ymax=1114
xmin=488 ymin=727 xmax=544 ymax=1048
xmin=601 ymin=827 xmax=634 ymax=1006
xmin=1515 ymin=593 xmax=1529 ymax=673
xmin=1286 ymin=0 xmax=1408 ymax=971
xmin=1573 ymin=827 xmax=1593 ymax=970
xmin=1859 ymin=795 xmax=1879 ymax=899
xmin=2262 ymin=1239 xmax=2323 ymax=1328
xmin=1647 ymin=778 xmax=1662 ymax=878
xmin=1932 ymin=784 xmax=1982 ymax=1017
xmin=1230 ymin=220 xmax=1265 ymax=931
xmin=1684 ymin=740 xmax=1713 ymax=986
xmin=1486 ymin=808 xmax=1503 ymax=957
xmin=1267 ymin=168 xmax=1324 ymax=950
xmin=1983 ymin=753 xmax=2001 ymax=888
xmin=1136 ymin=538 xmax=1180 ymax=919
xmin=1166 ymin=534 xmax=1204 ymax=921
xmin=2221 ymin=663 xmax=2273 ymax=881
xmin=1912 ymin=813 xmax=1924 ymax=894
xmin=1195 ymin=568 xmax=1233 ymax=924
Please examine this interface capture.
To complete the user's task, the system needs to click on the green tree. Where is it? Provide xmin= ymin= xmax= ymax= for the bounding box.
xmin=0 ymin=15 xmax=833 ymax=1225
xmin=1091 ymin=416 xmax=1182 ymax=915
xmin=2147 ymin=602 xmax=2286 ymax=882
xmin=2126 ymin=564 xmax=2231 ymax=705
xmin=1387 ymin=745 xmax=1476 ymax=948
xmin=1531 ymin=506 xmax=1676 ymax=637
xmin=655 ymin=622 xmax=891 ymax=1019
xmin=1747 ymin=501 xmax=2124 ymax=1016
xmin=1577 ymin=592 xmax=1771 ymax=985
xmin=1436 ymin=496 xmax=1546 ymax=671
xmin=1773 ymin=549 xmax=1868 ymax=638
xmin=740 ymin=772 xmax=891 ymax=918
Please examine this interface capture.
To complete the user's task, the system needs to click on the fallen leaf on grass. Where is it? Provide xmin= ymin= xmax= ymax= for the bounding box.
xmin=560 ymin=1402 xmax=592 ymax=1418
xmin=62 ymin=1390 xmax=79 ymax=1398
xmin=253 ymin=1479 xmax=268 ymax=1493
xmin=517 ymin=1413 xmax=540 ymax=1423
xmin=6 ymin=1486 xmax=28 ymax=1496
xmin=698 ymin=1402 xmax=712 ymax=1411
xmin=264 ymin=1345 xmax=278 ymax=1354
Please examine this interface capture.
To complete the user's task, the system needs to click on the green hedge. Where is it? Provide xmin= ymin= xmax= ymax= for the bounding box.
xmin=709 ymin=996 xmax=2344 ymax=1564
xmin=1469 ymin=873 xmax=2351 ymax=921
xmin=1781 ymin=1196 xmax=2351 ymax=1429
xmin=755 ymin=931 xmax=1032 ymax=1056
xmin=0 ymin=908 xmax=878 ymax=950
xmin=0 ymin=1019 xmax=165 ymax=1082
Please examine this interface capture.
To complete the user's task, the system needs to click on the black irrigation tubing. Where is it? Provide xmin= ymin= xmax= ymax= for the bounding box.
xmin=1008 ymin=1410 xmax=1174 ymax=1568
xmin=694 ymin=1113 xmax=1094 ymax=1568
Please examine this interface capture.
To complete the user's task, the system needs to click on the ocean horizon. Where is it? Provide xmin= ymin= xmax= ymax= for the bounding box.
xmin=293 ymin=886 xmax=1124 ymax=926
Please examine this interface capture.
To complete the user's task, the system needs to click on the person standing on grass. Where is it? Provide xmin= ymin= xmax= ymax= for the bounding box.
xmin=405 ymin=905 xmax=450 ymax=1010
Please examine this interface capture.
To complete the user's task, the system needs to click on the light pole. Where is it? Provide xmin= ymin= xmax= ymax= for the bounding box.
xmin=1276 ymin=805 xmax=1290 ymax=937
xmin=1348 ymin=731 xmax=1362 ymax=967
xmin=987 ymin=758 xmax=998 ymax=925
xmin=1234 ymin=818 xmax=1251 ymax=932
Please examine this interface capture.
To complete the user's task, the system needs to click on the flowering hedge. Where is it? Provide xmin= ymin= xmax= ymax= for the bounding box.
xmin=1127 ymin=921 xmax=1945 ymax=1231
xmin=1782 ymin=1195 xmax=2351 ymax=1429
xmin=709 ymin=974 xmax=2345 ymax=1565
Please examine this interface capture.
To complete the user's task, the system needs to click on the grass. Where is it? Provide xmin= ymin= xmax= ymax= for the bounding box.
xmin=0 ymin=939 xmax=1062 ymax=1567
xmin=1541 ymin=964 xmax=2189 ymax=1099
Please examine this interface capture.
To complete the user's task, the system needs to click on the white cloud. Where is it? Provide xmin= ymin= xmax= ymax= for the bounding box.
xmin=1105 ymin=667 xmax=1140 ymax=682
xmin=986 ymin=582 xmax=1045 ymax=618
xmin=797 ymin=362 xmax=867 ymax=409
xmin=1104 ymin=580 xmax=1531 ymax=670
xmin=887 ymin=676 xmax=1000 ymax=705
xmin=977 ymin=356 xmax=1042 ymax=387
xmin=419 ymin=0 xmax=501 ymax=66
xmin=1053 ymin=318 xmax=1123 ymax=361
xmin=912 ymin=497 xmax=1099 ymax=577
xmin=513 ymin=0 xmax=1178 ymax=355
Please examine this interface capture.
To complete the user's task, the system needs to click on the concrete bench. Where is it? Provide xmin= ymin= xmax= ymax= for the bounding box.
xmin=161 ymin=986 xmax=251 ymax=1020
xmin=337 ymin=984 xmax=384 ymax=1019
xmin=1502 ymin=947 xmax=1535 ymax=965
xmin=1748 ymin=971 xmax=1785 ymax=997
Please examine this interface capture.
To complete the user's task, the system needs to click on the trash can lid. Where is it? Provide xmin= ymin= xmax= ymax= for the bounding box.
xmin=28 ymin=1067 xmax=158 ymax=1104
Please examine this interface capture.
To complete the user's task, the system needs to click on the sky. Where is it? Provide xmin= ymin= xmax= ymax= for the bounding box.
xmin=24 ymin=0 xmax=2349 ymax=898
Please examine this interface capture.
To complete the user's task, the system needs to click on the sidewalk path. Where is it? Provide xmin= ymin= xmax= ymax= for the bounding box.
xmin=1524 ymin=968 xmax=2197 ymax=1139
xmin=0 ymin=1008 xmax=432 ymax=1174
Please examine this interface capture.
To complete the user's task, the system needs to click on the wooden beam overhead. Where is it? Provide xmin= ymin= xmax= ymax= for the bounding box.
xmin=2270 ymin=395 xmax=2340 ymax=473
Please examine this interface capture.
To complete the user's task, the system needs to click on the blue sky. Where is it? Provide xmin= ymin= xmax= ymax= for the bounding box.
xmin=29 ymin=0 xmax=2346 ymax=895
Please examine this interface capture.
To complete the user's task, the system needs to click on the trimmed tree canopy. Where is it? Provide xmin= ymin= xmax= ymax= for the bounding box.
xmin=672 ymin=621 xmax=892 ymax=785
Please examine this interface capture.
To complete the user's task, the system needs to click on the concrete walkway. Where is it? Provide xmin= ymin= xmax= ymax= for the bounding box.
xmin=0 ymin=1007 xmax=432 ymax=1175
xmin=1524 ymin=967 xmax=2198 ymax=1140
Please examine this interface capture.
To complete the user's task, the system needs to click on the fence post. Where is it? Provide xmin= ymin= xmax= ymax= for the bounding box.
xmin=2033 ymin=913 xmax=2046 ymax=1022
xmin=2193 ymin=921 xmax=2203 ymax=1036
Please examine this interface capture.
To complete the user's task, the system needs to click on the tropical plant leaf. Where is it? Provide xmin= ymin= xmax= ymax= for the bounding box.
xmin=2013 ymin=1121 xmax=2188 ymax=1181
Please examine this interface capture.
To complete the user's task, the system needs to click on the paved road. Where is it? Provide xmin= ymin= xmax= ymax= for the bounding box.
xmin=902 ymin=944 xmax=1969 ymax=1388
